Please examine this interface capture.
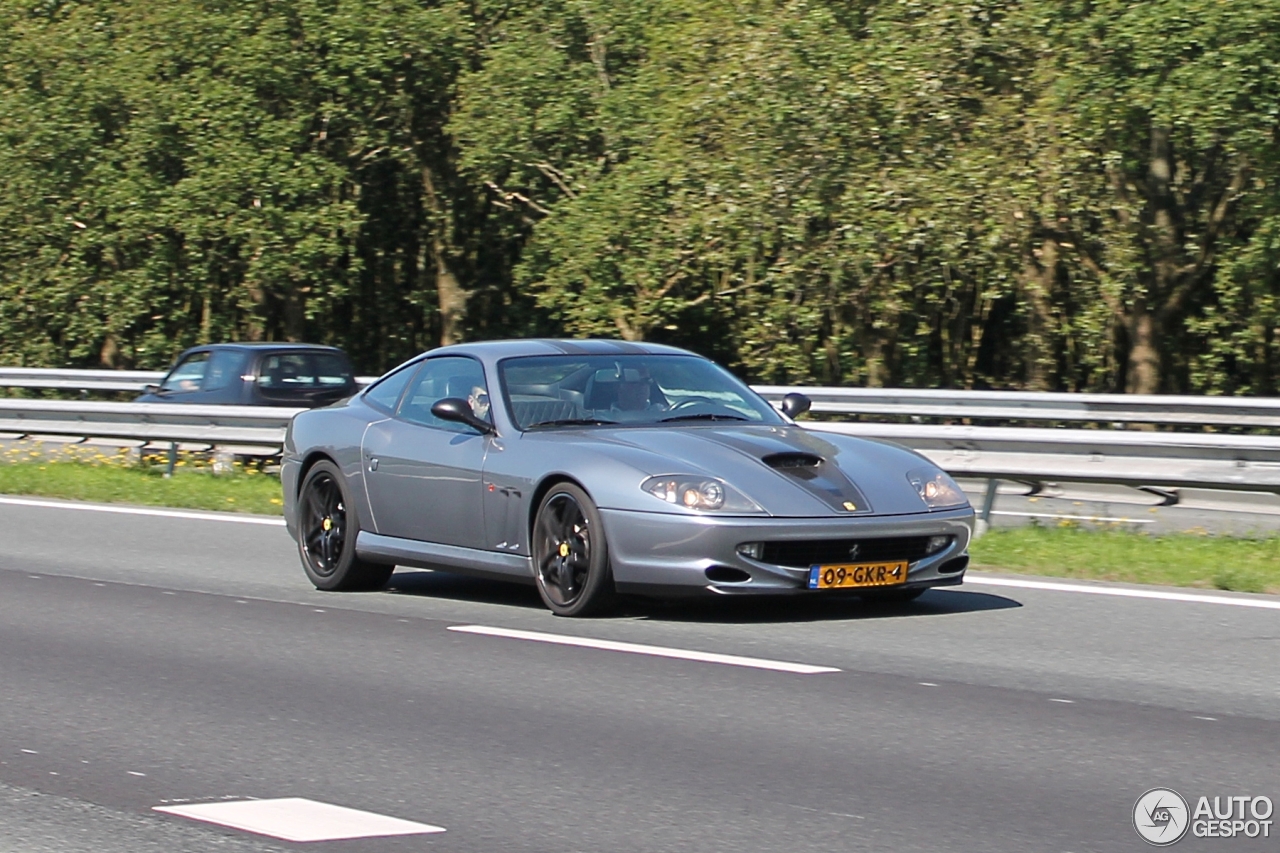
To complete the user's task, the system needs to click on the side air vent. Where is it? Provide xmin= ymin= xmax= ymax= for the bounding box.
xmin=705 ymin=566 xmax=752 ymax=584
xmin=762 ymin=452 xmax=823 ymax=470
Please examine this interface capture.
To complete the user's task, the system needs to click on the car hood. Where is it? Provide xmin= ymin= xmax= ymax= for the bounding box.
xmin=527 ymin=423 xmax=947 ymax=517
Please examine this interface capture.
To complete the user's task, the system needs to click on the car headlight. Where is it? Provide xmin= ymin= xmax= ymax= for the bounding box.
xmin=641 ymin=476 xmax=762 ymax=513
xmin=907 ymin=468 xmax=968 ymax=509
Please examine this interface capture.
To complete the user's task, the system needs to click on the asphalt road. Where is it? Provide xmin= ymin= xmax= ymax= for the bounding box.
xmin=1 ymin=496 xmax=1278 ymax=852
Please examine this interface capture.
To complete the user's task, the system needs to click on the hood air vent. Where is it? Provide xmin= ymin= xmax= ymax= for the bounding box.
xmin=762 ymin=452 xmax=823 ymax=470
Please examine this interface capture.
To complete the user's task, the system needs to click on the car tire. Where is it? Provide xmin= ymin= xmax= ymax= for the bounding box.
xmin=297 ymin=460 xmax=393 ymax=592
xmin=532 ymin=483 xmax=617 ymax=617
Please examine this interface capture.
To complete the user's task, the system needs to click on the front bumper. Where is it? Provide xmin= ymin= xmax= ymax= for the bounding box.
xmin=600 ymin=506 xmax=974 ymax=596
xmin=280 ymin=456 xmax=302 ymax=541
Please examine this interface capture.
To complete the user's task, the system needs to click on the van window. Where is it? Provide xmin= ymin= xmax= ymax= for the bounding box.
xmin=160 ymin=352 xmax=211 ymax=393
xmin=203 ymin=350 xmax=248 ymax=392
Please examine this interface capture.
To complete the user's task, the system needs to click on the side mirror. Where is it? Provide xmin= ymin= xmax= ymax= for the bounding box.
xmin=143 ymin=384 xmax=161 ymax=394
xmin=431 ymin=397 xmax=495 ymax=434
xmin=781 ymin=392 xmax=811 ymax=419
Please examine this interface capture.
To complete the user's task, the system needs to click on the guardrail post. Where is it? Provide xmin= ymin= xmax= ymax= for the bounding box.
xmin=165 ymin=441 xmax=178 ymax=478
xmin=975 ymin=478 xmax=999 ymax=538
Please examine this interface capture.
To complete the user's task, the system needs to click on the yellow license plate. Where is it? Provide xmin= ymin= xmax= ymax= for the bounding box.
xmin=808 ymin=561 xmax=908 ymax=589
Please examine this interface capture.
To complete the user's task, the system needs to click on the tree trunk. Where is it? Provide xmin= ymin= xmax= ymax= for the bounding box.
xmin=1126 ymin=301 xmax=1161 ymax=395
xmin=1022 ymin=237 xmax=1058 ymax=391
xmin=99 ymin=334 xmax=119 ymax=368
xmin=421 ymin=165 xmax=467 ymax=346
xmin=243 ymin=286 xmax=266 ymax=342
xmin=1126 ymin=125 xmax=1177 ymax=395
xmin=283 ymin=288 xmax=306 ymax=342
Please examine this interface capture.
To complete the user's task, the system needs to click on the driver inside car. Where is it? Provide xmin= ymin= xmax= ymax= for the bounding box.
xmin=468 ymin=385 xmax=490 ymax=420
xmin=614 ymin=367 xmax=668 ymax=412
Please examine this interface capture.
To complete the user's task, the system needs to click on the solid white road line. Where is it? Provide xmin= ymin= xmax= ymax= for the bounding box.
xmin=966 ymin=574 xmax=1280 ymax=611
xmin=448 ymin=625 xmax=840 ymax=674
xmin=153 ymin=798 xmax=445 ymax=842
xmin=0 ymin=495 xmax=285 ymax=526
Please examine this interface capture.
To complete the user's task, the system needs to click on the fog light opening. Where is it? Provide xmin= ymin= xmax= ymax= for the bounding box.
xmin=938 ymin=555 xmax=969 ymax=574
xmin=705 ymin=566 xmax=753 ymax=584
xmin=736 ymin=542 xmax=764 ymax=560
xmin=925 ymin=535 xmax=951 ymax=555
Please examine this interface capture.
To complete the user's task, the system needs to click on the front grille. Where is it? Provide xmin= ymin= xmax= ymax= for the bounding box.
xmin=760 ymin=537 xmax=933 ymax=568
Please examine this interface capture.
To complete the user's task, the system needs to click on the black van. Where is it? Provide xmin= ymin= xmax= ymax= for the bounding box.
xmin=135 ymin=343 xmax=357 ymax=407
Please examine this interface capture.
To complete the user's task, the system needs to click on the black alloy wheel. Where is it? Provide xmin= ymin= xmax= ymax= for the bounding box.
xmin=302 ymin=470 xmax=345 ymax=576
xmin=297 ymin=460 xmax=393 ymax=591
xmin=532 ymin=483 xmax=616 ymax=617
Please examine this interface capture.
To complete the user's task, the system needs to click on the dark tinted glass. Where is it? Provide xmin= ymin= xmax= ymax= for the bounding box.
xmin=203 ymin=349 xmax=248 ymax=392
xmin=314 ymin=353 xmax=354 ymax=386
xmin=257 ymin=354 xmax=316 ymax=394
xmin=256 ymin=351 xmax=353 ymax=398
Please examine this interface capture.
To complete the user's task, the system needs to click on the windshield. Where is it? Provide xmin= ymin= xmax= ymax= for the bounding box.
xmin=499 ymin=354 xmax=782 ymax=430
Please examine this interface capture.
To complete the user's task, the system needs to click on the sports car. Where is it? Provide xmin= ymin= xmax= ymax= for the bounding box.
xmin=281 ymin=339 xmax=974 ymax=616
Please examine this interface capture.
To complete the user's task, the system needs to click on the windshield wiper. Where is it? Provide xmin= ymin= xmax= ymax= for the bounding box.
xmin=659 ymin=413 xmax=750 ymax=423
xmin=525 ymin=417 xmax=620 ymax=429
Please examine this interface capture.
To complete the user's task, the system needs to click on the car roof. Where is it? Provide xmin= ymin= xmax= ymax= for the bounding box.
xmin=182 ymin=342 xmax=348 ymax=353
xmin=425 ymin=339 xmax=696 ymax=361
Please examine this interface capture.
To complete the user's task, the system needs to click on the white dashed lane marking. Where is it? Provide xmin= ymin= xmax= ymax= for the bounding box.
xmin=449 ymin=625 xmax=841 ymax=674
xmin=153 ymin=798 xmax=445 ymax=842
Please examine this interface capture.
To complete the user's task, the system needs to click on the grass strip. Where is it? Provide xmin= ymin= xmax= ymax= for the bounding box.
xmin=969 ymin=526 xmax=1280 ymax=595
xmin=0 ymin=457 xmax=283 ymax=516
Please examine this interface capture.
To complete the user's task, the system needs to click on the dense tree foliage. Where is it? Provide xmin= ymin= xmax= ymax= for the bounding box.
xmin=1 ymin=0 xmax=1278 ymax=393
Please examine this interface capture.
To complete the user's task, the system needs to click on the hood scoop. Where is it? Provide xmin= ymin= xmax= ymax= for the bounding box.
xmin=762 ymin=452 xmax=823 ymax=470
xmin=762 ymin=450 xmax=871 ymax=514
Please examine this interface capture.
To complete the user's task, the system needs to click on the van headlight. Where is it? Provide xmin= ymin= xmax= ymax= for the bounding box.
xmin=641 ymin=476 xmax=762 ymax=513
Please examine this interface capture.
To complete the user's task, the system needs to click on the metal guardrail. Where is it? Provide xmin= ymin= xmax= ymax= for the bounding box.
xmin=11 ymin=368 xmax=1280 ymax=427
xmin=4 ymin=370 xmax=1280 ymax=526
xmin=0 ymin=399 xmax=302 ymax=445
xmin=806 ymin=422 xmax=1280 ymax=493
xmin=0 ymin=368 xmax=167 ymax=392
xmin=0 ymin=367 xmax=377 ymax=393
xmin=752 ymin=385 xmax=1280 ymax=428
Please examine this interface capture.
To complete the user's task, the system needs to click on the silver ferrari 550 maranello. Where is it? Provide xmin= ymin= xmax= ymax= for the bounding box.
xmin=282 ymin=339 xmax=974 ymax=616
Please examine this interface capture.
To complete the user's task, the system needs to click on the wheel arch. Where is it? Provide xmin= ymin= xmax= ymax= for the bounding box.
xmin=297 ymin=450 xmax=339 ymax=498
xmin=527 ymin=474 xmax=591 ymax=541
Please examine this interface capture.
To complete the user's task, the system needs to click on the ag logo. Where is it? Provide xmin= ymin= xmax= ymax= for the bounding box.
xmin=1134 ymin=788 xmax=1190 ymax=846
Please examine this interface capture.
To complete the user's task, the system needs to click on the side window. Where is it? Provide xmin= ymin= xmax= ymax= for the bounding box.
xmin=203 ymin=350 xmax=248 ymax=393
xmin=160 ymin=352 xmax=211 ymax=393
xmin=257 ymin=354 xmax=316 ymax=395
xmin=397 ymin=357 xmax=489 ymax=431
xmin=313 ymin=353 xmax=354 ymax=387
xmin=363 ymin=362 xmax=418 ymax=413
